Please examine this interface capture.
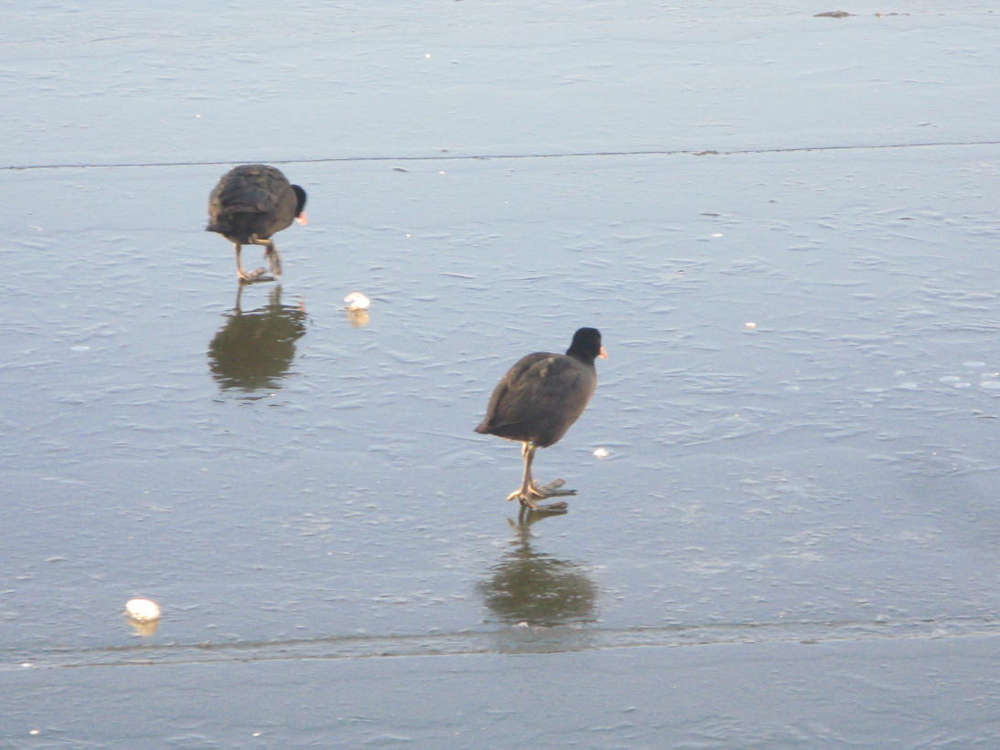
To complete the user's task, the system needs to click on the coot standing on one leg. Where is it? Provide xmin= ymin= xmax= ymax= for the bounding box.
xmin=206 ymin=164 xmax=308 ymax=283
xmin=475 ymin=327 xmax=607 ymax=512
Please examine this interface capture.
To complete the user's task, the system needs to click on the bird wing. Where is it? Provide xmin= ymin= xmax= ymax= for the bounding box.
xmin=478 ymin=353 xmax=585 ymax=433
xmin=210 ymin=166 xmax=291 ymax=216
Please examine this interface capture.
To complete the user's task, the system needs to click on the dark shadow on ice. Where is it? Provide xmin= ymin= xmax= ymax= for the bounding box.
xmin=207 ymin=284 xmax=307 ymax=394
xmin=477 ymin=512 xmax=597 ymax=628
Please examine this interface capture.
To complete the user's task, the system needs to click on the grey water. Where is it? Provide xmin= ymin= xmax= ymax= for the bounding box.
xmin=3 ymin=1 xmax=1000 ymax=746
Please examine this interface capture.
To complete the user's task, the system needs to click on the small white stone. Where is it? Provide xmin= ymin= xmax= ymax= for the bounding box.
xmin=126 ymin=598 xmax=161 ymax=623
xmin=344 ymin=292 xmax=371 ymax=311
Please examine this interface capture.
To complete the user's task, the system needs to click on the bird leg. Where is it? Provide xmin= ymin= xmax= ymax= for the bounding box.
xmin=523 ymin=442 xmax=576 ymax=498
xmin=249 ymin=234 xmax=282 ymax=279
xmin=505 ymin=442 xmax=574 ymax=512
xmin=232 ymin=235 xmax=275 ymax=282
xmin=267 ymin=245 xmax=283 ymax=277
xmin=234 ymin=243 xmax=249 ymax=281
xmin=234 ymin=242 xmax=269 ymax=283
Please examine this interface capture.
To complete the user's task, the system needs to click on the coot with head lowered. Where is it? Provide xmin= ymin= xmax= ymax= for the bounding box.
xmin=475 ymin=327 xmax=607 ymax=512
xmin=207 ymin=164 xmax=308 ymax=283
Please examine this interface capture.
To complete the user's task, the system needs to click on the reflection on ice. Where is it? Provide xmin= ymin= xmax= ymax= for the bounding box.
xmin=207 ymin=285 xmax=307 ymax=394
xmin=126 ymin=617 xmax=160 ymax=638
xmin=478 ymin=513 xmax=597 ymax=628
xmin=346 ymin=309 xmax=370 ymax=328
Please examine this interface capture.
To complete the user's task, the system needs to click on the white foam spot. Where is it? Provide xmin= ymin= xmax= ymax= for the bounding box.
xmin=126 ymin=598 xmax=161 ymax=623
xmin=344 ymin=292 xmax=370 ymax=311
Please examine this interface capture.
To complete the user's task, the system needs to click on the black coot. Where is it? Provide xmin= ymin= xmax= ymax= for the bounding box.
xmin=475 ymin=327 xmax=607 ymax=512
xmin=207 ymin=164 xmax=308 ymax=283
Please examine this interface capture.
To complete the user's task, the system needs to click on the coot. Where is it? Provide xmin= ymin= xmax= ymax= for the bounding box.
xmin=207 ymin=164 xmax=308 ymax=282
xmin=475 ymin=327 xmax=607 ymax=512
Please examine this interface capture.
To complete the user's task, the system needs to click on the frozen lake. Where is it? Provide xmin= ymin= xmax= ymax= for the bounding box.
xmin=3 ymin=2 xmax=1000 ymax=746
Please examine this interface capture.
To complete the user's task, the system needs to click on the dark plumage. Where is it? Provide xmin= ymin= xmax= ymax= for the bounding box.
xmin=476 ymin=327 xmax=607 ymax=512
xmin=207 ymin=164 xmax=308 ymax=283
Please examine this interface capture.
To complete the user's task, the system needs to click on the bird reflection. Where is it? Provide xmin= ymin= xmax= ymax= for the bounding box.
xmin=477 ymin=511 xmax=597 ymax=627
xmin=207 ymin=284 xmax=307 ymax=393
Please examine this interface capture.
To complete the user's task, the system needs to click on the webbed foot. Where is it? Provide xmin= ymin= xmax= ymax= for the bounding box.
xmin=238 ymin=267 xmax=274 ymax=283
xmin=530 ymin=479 xmax=577 ymax=498
xmin=506 ymin=478 xmax=575 ymax=512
